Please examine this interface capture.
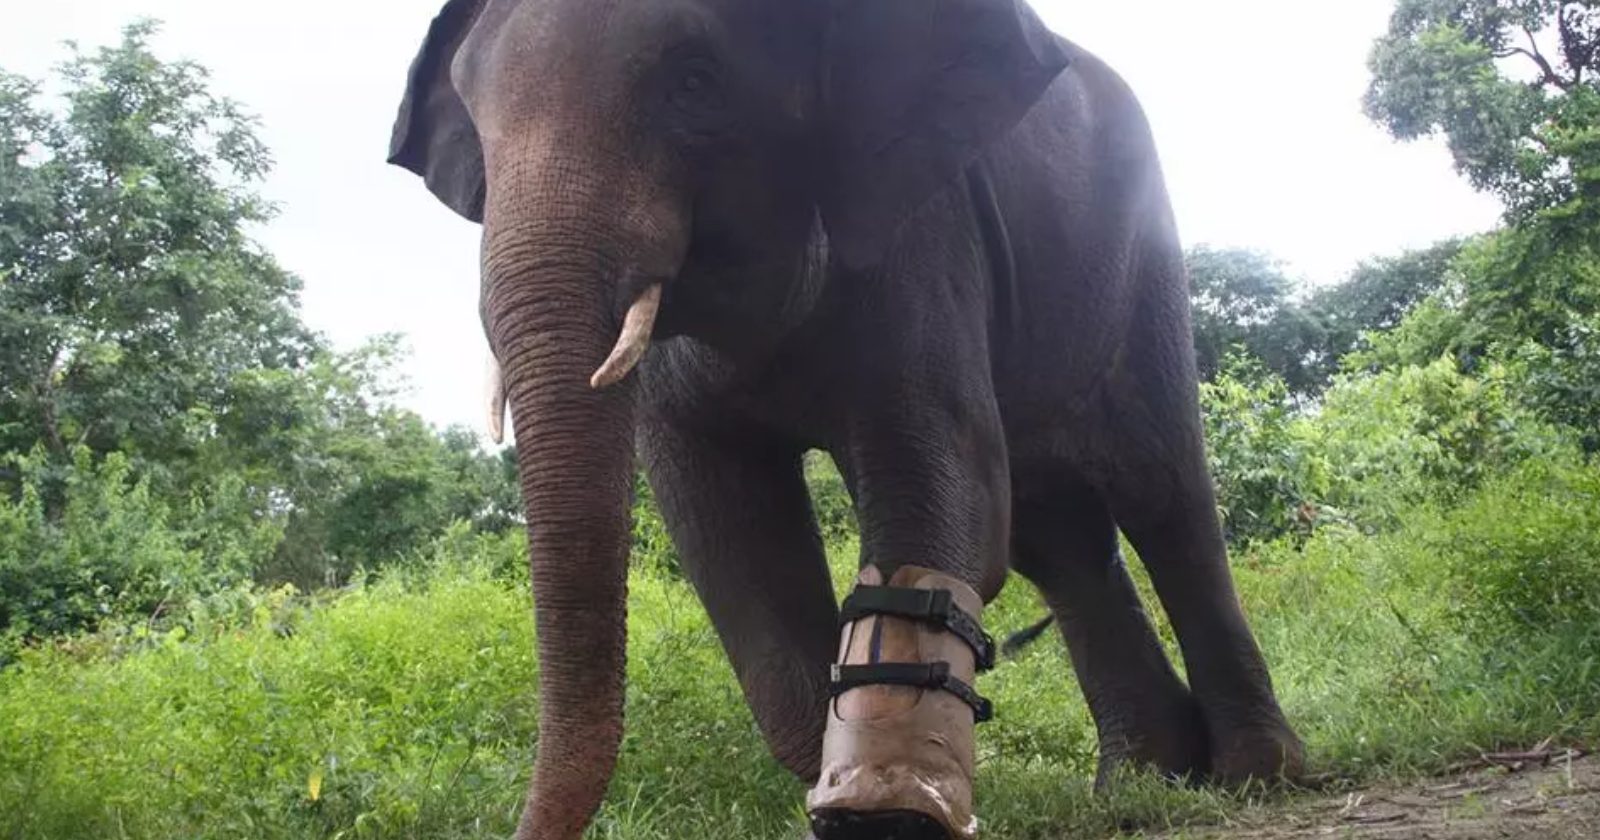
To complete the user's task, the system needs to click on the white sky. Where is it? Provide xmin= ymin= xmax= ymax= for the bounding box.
xmin=3 ymin=1 xmax=1503 ymax=434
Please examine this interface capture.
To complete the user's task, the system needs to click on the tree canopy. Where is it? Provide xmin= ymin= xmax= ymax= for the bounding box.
xmin=1184 ymin=243 xmax=1463 ymax=398
xmin=0 ymin=22 xmax=312 ymax=475
xmin=0 ymin=24 xmax=517 ymax=645
xmin=1366 ymin=0 xmax=1599 ymax=227
xmin=1356 ymin=0 xmax=1600 ymax=448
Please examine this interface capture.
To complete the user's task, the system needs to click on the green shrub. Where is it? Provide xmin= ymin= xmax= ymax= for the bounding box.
xmin=1309 ymin=357 xmax=1571 ymax=529
xmin=631 ymin=473 xmax=680 ymax=578
xmin=1232 ymin=456 xmax=1600 ymax=772
xmin=1 ymin=449 xmax=191 ymax=654
xmin=805 ymin=451 xmax=857 ymax=544
xmin=1199 ymin=349 xmax=1584 ymax=547
xmin=1200 ymin=358 xmax=1324 ymax=544
xmin=0 ymin=447 xmax=287 ymax=660
xmin=1427 ymin=459 xmax=1600 ymax=637
xmin=1504 ymin=314 xmax=1600 ymax=453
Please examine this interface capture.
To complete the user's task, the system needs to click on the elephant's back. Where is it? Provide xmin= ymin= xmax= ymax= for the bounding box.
xmin=982 ymin=39 xmax=1195 ymax=462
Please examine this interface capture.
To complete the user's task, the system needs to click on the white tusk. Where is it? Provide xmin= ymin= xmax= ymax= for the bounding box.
xmin=486 ymin=355 xmax=508 ymax=444
xmin=590 ymin=283 xmax=663 ymax=389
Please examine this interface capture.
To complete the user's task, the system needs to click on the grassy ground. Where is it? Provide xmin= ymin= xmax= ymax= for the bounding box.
xmin=2 ymin=462 xmax=1598 ymax=839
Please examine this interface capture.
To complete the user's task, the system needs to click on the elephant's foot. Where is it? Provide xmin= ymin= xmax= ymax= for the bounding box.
xmin=1208 ymin=718 xmax=1306 ymax=786
xmin=1092 ymin=695 xmax=1211 ymax=790
xmin=806 ymin=565 xmax=996 ymax=840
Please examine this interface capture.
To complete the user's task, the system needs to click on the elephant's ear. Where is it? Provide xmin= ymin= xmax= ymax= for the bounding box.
xmin=389 ymin=0 xmax=488 ymax=223
xmin=820 ymin=0 xmax=1069 ymax=268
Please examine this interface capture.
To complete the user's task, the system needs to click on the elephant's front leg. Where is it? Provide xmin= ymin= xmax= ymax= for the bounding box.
xmin=638 ymin=417 xmax=839 ymax=779
xmin=807 ymin=378 xmax=1011 ymax=840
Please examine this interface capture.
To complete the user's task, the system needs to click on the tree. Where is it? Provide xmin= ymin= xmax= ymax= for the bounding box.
xmin=1305 ymin=240 xmax=1464 ymax=375
xmin=1185 ymin=243 xmax=1470 ymax=396
xmin=1365 ymin=2 xmax=1600 ymax=440
xmin=1366 ymin=2 xmax=1599 ymax=335
xmin=218 ymin=339 xmax=523 ymax=589
xmin=1506 ymin=313 xmax=1600 ymax=451
xmin=0 ymin=24 xmax=523 ymax=635
xmin=1185 ymin=246 xmax=1325 ymax=395
xmin=1366 ymin=0 xmax=1599 ymax=227
xmin=0 ymin=22 xmax=313 ymax=487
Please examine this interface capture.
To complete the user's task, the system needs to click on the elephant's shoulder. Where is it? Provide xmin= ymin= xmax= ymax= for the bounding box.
xmin=1022 ymin=36 xmax=1160 ymax=164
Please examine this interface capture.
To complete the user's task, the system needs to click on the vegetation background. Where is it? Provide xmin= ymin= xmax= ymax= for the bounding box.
xmin=1 ymin=1 xmax=1597 ymax=837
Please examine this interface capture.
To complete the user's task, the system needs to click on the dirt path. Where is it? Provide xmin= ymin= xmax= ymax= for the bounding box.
xmin=1168 ymin=750 xmax=1597 ymax=839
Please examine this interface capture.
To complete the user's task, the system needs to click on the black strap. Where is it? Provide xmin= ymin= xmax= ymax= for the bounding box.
xmin=830 ymin=662 xmax=994 ymax=723
xmin=839 ymin=586 xmax=996 ymax=671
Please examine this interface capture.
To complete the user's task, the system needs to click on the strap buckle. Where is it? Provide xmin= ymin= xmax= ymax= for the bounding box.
xmin=829 ymin=662 xmax=994 ymax=723
xmin=839 ymin=585 xmax=996 ymax=671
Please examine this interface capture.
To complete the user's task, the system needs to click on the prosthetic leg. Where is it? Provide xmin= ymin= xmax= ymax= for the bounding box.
xmin=807 ymin=565 xmax=995 ymax=840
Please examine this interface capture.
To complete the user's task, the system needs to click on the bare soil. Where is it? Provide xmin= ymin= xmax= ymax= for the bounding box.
xmin=1166 ymin=750 xmax=1598 ymax=839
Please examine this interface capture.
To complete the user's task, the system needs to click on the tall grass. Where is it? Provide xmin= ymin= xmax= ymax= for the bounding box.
xmin=2 ymin=460 xmax=1598 ymax=839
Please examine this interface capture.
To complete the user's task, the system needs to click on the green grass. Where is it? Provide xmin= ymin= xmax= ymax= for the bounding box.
xmin=3 ymin=462 xmax=1598 ymax=839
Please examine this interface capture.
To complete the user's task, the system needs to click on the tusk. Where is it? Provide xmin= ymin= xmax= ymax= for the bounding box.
xmin=590 ymin=283 xmax=662 ymax=389
xmin=486 ymin=355 xmax=508 ymax=444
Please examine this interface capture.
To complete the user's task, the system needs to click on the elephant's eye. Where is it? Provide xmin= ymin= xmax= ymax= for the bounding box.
xmin=667 ymin=60 xmax=726 ymax=118
xmin=680 ymin=70 xmax=710 ymax=93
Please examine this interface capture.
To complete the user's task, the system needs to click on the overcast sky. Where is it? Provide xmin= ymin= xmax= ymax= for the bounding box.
xmin=4 ymin=1 xmax=1503 ymax=434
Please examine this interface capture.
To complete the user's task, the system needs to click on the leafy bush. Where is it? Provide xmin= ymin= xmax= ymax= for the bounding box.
xmin=1311 ymin=357 xmax=1571 ymax=528
xmin=1343 ymin=286 xmax=1467 ymax=374
xmin=805 ymin=451 xmax=857 ymax=544
xmin=631 ymin=473 xmax=680 ymax=577
xmin=0 ymin=448 xmax=275 ymax=659
xmin=1505 ymin=314 xmax=1600 ymax=453
xmin=1199 ymin=358 xmax=1323 ymax=544
xmin=1425 ymin=460 xmax=1600 ymax=638
xmin=1233 ymin=462 xmax=1600 ymax=772
xmin=1200 ymin=348 xmax=1583 ymax=546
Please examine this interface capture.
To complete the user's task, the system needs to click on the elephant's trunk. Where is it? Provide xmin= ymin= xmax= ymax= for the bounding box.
xmin=483 ymin=205 xmax=638 ymax=840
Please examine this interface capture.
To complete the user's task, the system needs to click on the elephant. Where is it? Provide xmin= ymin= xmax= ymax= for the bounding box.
xmin=387 ymin=0 xmax=1305 ymax=838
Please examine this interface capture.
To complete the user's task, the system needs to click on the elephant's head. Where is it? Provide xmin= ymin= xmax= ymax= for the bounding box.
xmin=388 ymin=0 xmax=1065 ymax=834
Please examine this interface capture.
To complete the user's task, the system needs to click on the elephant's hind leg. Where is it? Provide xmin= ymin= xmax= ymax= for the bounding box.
xmin=1010 ymin=464 xmax=1208 ymax=785
xmin=1098 ymin=394 xmax=1306 ymax=785
xmin=639 ymin=421 xmax=839 ymax=780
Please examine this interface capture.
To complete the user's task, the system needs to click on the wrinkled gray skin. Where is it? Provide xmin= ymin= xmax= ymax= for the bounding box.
xmin=389 ymin=0 xmax=1304 ymax=837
